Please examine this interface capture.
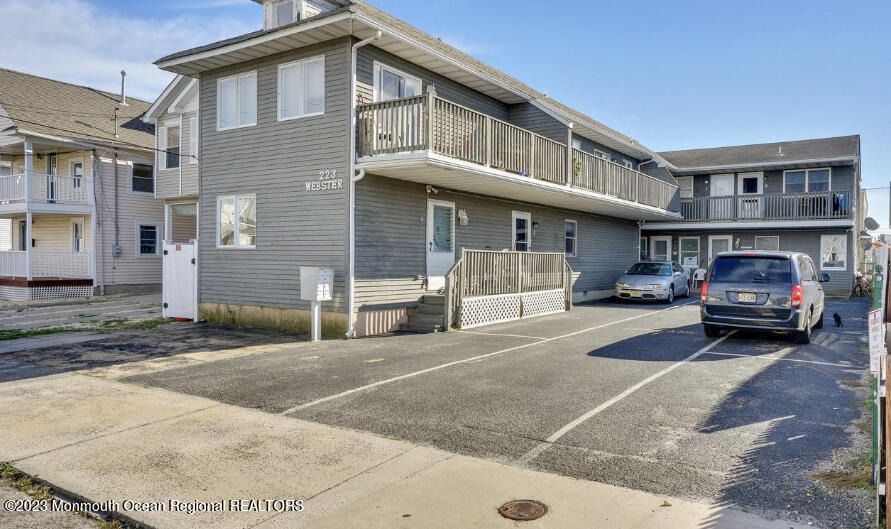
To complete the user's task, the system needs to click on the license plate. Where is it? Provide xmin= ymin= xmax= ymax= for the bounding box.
xmin=738 ymin=292 xmax=757 ymax=303
xmin=630 ymin=290 xmax=643 ymax=297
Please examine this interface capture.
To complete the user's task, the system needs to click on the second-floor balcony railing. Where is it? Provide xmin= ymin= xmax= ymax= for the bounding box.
xmin=677 ymin=191 xmax=852 ymax=222
xmin=357 ymin=91 xmax=677 ymax=211
xmin=0 ymin=172 xmax=91 ymax=205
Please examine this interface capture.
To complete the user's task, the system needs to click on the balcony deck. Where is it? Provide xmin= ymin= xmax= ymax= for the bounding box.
xmin=356 ymin=92 xmax=680 ymax=221
xmin=0 ymin=172 xmax=93 ymax=215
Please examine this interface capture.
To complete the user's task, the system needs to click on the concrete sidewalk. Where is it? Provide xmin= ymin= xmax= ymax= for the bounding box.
xmin=0 ymin=373 xmax=811 ymax=529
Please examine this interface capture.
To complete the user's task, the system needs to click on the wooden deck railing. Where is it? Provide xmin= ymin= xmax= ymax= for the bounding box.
xmin=357 ymin=90 xmax=675 ymax=211
xmin=443 ymin=249 xmax=573 ymax=330
xmin=676 ymin=191 xmax=852 ymax=222
xmin=0 ymin=173 xmax=91 ymax=205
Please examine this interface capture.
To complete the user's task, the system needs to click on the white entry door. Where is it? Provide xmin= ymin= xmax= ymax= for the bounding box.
xmin=512 ymin=211 xmax=532 ymax=252
xmin=162 ymin=241 xmax=198 ymax=320
xmin=710 ymin=173 xmax=734 ymax=219
xmin=426 ymin=200 xmax=455 ymax=291
xmin=650 ymin=236 xmax=671 ymax=261
xmin=70 ymin=217 xmax=84 ymax=253
xmin=708 ymin=235 xmax=733 ymax=261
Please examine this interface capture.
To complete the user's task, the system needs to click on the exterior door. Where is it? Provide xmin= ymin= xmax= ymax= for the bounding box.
xmin=70 ymin=217 xmax=84 ymax=252
xmin=708 ymin=235 xmax=732 ymax=261
xmin=709 ymin=173 xmax=734 ymax=219
xmin=46 ymin=153 xmax=57 ymax=203
xmin=678 ymin=236 xmax=700 ymax=271
xmin=650 ymin=236 xmax=671 ymax=261
xmin=162 ymin=241 xmax=198 ymax=320
xmin=18 ymin=220 xmax=27 ymax=251
xmin=512 ymin=211 xmax=531 ymax=251
xmin=737 ymin=172 xmax=763 ymax=219
xmin=426 ymin=200 xmax=455 ymax=291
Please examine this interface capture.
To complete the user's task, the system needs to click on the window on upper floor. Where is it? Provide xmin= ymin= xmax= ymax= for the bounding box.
xmin=676 ymin=176 xmax=693 ymax=199
xmin=273 ymin=0 xmax=295 ymax=28
xmin=784 ymin=168 xmax=830 ymax=193
xmin=161 ymin=124 xmax=180 ymax=169
xmin=218 ymin=72 xmax=257 ymax=130
xmin=189 ymin=117 xmax=199 ymax=164
xmin=571 ymin=139 xmax=582 ymax=151
xmin=278 ymin=56 xmax=325 ymax=120
xmin=132 ymin=163 xmax=154 ymax=194
xmin=622 ymin=160 xmax=633 ymax=169
xmin=374 ymin=62 xmax=422 ymax=102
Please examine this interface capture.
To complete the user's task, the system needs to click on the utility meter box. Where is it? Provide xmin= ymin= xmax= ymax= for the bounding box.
xmin=300 ymin=266 xmax=333 ymax=302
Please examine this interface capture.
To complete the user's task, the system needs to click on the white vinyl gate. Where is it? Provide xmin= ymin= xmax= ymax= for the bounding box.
xmin=162 ymin=241 xmax=198 ymax=321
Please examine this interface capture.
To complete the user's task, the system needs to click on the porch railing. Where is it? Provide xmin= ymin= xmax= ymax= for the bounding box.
xmin=357 ymin=91 xmax=675 ymax=211
xmin=0 ymin=173 xmax=91 ymax=205
xmin=677 ymin=191 xmax=852 ymax=222
xmin=0 ymin=251 xmax=92 ymax=279
xmin=443 ymin=249 xmax=574 ymax=330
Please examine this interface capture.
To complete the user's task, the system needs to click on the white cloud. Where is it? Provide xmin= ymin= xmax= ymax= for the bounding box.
xmin=0 ymin=0 xmax=257 ymax=102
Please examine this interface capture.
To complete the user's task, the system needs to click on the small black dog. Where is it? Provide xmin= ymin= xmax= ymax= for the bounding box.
xmin=833 ymin=313 xmax=843 ymax=327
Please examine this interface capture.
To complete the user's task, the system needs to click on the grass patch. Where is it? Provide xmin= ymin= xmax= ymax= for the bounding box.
xmin=841 ymin=379 xmax=866 ymax=388
xmin=812 ymin=451 xmax=874 ymax=491
xmin=0 ymin=327 xmax=83 ymax=341
xmin=97 ymin=318 xmax=172 ymax=331
xmin=0 ymin=463 xmax=52 ymax=500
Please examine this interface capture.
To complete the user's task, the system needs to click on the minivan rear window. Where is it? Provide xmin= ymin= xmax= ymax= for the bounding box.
xmin=709 ymin=256 xmax=792 ymax=283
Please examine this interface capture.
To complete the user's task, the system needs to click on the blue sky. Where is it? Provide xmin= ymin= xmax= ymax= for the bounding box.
xmin=2 ymin=0 xmax=889 ymax=223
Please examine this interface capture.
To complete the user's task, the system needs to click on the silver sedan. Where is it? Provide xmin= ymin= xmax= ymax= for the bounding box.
xmin=615 ymin=261 xmax=691 ymax=303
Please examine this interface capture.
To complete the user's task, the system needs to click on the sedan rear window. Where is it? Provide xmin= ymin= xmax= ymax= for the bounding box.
xmin=626 ymin=263 xmax=671 ymax=276
xmin=710 ymin=256 xmax=791 ymax=283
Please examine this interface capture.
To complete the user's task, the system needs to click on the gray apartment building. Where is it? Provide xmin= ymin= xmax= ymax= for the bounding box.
xmin=641 ymin=136 xmax=864 ymax=296
xmin=150 ymin=0 xmax=863 ymax=336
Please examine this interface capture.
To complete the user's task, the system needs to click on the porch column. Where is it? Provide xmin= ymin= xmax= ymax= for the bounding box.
xmin=25 ymin=211 xmax=32 ymax=281
xmin=565 ymin=125 xmax=573 ymax=186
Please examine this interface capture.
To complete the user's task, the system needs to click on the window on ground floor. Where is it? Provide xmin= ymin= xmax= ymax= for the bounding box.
xmin=136 ymin=223 xmax=161 ymax=257
xmin=218 ymin=195 xmax=257 ymax=248
xmin=820 ymin=234 xmax=846 ymax=271
xmin=754 ymin=235 xmax=779 ymax=251
xmin=565 ymin=220 xmax=577 ymax=257
xmin=679 ymin=236 xmax=700 ymax=268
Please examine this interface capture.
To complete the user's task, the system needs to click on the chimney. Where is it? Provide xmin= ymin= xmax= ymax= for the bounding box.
xmin=119 ymin=70 xmax=128 ymax=106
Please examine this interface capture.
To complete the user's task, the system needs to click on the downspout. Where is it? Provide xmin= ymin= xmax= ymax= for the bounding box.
xmin=345 ymin=30 xmax=382 ymax=338
xmin=94 ymin=153 xmax=105 ymax=295
xmin=113 ymin=154 xmax=120 ymax=253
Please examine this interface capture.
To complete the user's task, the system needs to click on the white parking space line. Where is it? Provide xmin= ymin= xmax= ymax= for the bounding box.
xmin=279 ymin=301 xmax=700 ymax=416
xmin=458 ymin=331 xmax=549 ymax=340
xmin=516 ymin=330 xmax=737 ymax=465
xmin=701 ymin=350 xmax=853 ymax=368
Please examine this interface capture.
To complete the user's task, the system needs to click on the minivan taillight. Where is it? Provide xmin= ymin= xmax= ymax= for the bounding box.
xmin=791 ymin=285 xmax=803 ymax=307
xmin=701 ymin=282 xmax=709 ymax=302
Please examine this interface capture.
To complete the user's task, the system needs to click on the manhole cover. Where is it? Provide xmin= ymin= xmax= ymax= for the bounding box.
xmin=498 ymin=499 xmax=548 ymax=521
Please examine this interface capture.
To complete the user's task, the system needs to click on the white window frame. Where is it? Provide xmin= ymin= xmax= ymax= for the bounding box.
xmin=511 ymin=211 xmax=532 ymax=252
xmin=271 ymin=0 xmax=298 ymax=27
xmin=708 ymin=234 xmax=733 ymax=260
xmin=130 ymin=162 xmax=155 ymax=196
xmin=754 ymin=235 xmax=779 ymax=251
xmin=622 ymin=160 xmax=633 ymax=169
xmin=216 ymin=71 xmax=257 ymax=131
xmin=737 ymin=171 xmax=764 ymax=195
xmin=159 ymin=121 xmax=181 ymax=170
xmin=69 ymin=159 xmax=84 ymax=189
xmin=564 ymin=219 xmax=577 ymax=257
xmin=594 ymin=150 xmax=610 ymax=161
xmin=571 ymin=139 xmax=582 ymax=151
xmin=189 ymin=117 xmax=199 ymax=165
xmin=135 ymin=221 xmax=162 ymax=258
xmin=678 ymin=236 xmax=700 ymax=269
xmin=216 ymin=194 xmax=257 ymax=249
xmin=277 ymin=56 xmax=326 ymax=121
xmin=676 ymin=176 xmax=693 ymax=199
xmin=70 ymin=217 xmax=85 ymax=253
xmin=783 ymin=168 xmax=831 ymax=193
xmin=373 ymin=61 xmax=422 ymax=102
xmin=650 ymin=235 xmax=671 ymax=261
xmin=819 ymin=234 xmax=847 ymax=271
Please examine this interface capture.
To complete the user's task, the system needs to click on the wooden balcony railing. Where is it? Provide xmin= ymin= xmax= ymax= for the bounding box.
xmin=676 ymin=191 xmax=852 ymax=222
xmin=0 ymin=250 xmax=92 ymax=279
xmin=0 ymin=172 xmax=92 ymax=205
xmin=357 ymin=90 xmax=676 ymax=211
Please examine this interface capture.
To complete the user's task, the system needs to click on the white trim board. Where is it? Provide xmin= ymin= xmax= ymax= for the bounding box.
xmin=642 ymin=219 xmax=854 ymax=231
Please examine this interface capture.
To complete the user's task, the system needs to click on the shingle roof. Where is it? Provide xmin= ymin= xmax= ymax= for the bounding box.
xmin=0 ymin=68 xmax=155 ymax=150
xmin=155 ymin=0 xmax=666 ymax=163
xmin=659 ymin=135 xmax=860 ymax=170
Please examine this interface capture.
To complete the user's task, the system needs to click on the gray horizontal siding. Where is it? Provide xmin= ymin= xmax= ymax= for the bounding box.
xmin=198 ymin=37 xmax=351 ymax=313
xmin=507 ymin=102 xmax=568 ymax=143
xmin=354 ymin=173 xmax=639 ymax=310
xmin=642 ymin=228 xmax=854 ymax=293
xmin=572 ymin=133 xmax=640 ymax=169
xmin=682 ymin=165 xmax=856 ymax=198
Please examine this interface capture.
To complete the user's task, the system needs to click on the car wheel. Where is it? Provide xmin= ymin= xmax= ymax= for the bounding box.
xmin=664 ymin=286 xmax=674 ymax=304
xmin=704 ymin=324 xmax=721 ymax=337
xmin=814 ymin=310 xmax=824 ymax=329
xmin=794 ymin=309 xmax=812 ymax=344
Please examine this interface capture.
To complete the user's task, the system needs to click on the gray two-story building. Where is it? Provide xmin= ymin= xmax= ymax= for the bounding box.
xmin=641 ymin=135 xmax=864 ymax=296
xmin=152 ymin=0 xmax=682 ymax=336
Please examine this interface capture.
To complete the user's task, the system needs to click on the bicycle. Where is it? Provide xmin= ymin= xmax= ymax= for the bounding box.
xmin=853 ymin=275 xmax=873 ymax=298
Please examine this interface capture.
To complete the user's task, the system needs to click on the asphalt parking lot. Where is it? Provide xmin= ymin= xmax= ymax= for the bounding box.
xmin=0 ymin=297 xmax=873 ymax=527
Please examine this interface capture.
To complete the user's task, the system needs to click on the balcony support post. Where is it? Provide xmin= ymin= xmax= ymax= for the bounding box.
xmin=25 ymin=211 xmax=32 ymax=281
xmin=425 ymin=85 xmax=436 ymax=152
xmin=485 ymin=117 xmax=492 ymax=167
xmin=528 ymin=134 xmax=534 ymax=178
xmin=23 ymin=140 xmax=33 ymax=203
xmin=566 ymin=127 xmax=573 ymax=186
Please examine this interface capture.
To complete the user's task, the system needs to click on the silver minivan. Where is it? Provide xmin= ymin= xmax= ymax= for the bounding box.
xmin=700 ymin=251 xmax=829 ymax=344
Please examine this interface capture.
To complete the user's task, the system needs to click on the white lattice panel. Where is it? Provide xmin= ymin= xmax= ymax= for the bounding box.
xmin=459 ymin=293 xmax=522 ymax=329
xmin=29 ymin=285 xmax=93 ymax=300
xmin=521 ymin=289 xmax=566 ymax=319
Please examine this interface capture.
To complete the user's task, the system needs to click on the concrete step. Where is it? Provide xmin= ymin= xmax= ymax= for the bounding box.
xmin=415 ymin=304 xmax=444 ymax=316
